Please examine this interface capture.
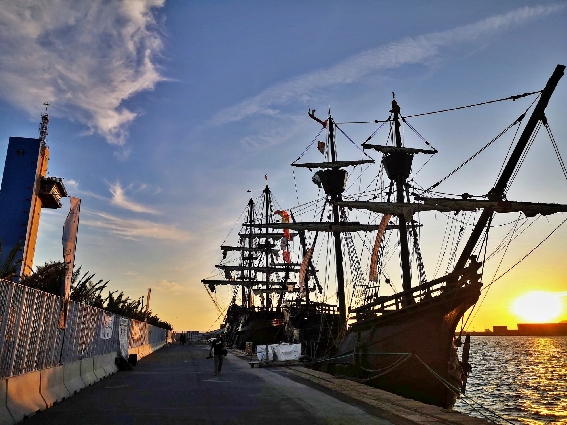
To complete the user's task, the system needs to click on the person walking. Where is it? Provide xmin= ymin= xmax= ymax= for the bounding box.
xmin=209 ymin=333 xmax=226 ymax=376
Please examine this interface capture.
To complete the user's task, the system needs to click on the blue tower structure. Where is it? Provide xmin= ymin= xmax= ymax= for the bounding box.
xmin=0 ymin=108 xmax=67 ymax=279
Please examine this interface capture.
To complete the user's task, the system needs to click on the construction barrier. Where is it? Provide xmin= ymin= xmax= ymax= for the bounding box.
xmin=80 ymin=358 xmax=98 ymax=386
xmin=102 ymin=352 xmax=119 ymax=376
xmin=6 ymin=371 xmax=46 ymax=423
xmin=63 ymin=360 xmax=84 ymax=395
xmin=93 ymin=354 xmax=109 ymax=380
xmin=0 ymin=378 xmax=14 ymax=425
xmin=39 ymin=365 xmax=69 ymax=408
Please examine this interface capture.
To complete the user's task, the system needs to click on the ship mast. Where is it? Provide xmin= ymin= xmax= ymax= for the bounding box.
xmin=391 ymin=97 xmax=414 ymax=303
xmin=454 ymin=64 xmax=566 ymax=272
xmin=328 ymin=117 xmax=348 ymax=331
xmin=244 ymin=198 xmax=255 ymax=307
xmin=263 ymin=185 xmax=271 ymax=309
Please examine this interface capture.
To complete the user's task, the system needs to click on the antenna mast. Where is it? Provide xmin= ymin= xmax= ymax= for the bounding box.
xmin=39 ymin=102 xmax=50 ymax=146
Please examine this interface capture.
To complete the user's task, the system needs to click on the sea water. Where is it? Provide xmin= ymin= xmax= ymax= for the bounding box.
xmin=454 ymin=336 xmax=567 ymax=424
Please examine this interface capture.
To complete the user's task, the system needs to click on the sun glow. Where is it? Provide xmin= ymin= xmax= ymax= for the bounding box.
xmin=511 ymin=291 xmax=564 ymax=323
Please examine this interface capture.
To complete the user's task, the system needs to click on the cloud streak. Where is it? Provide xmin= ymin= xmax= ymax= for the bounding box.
xmin=109 ymin=181 xmax=160 ymax=214
xmin=0 ymin=0 xmax=166 ymax=145
xmin=210 ymin=4 xmax=565 ymax=125
xmin=82 ymin=210 xmax=192 ymax=242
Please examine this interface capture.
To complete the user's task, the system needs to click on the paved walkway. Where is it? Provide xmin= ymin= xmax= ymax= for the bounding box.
xmin=23 ymin=343 xmax=488 ymax=425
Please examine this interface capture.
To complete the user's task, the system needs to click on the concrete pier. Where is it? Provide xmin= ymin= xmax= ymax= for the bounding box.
xmin=21 ymin=343 xmax=489 ymax=424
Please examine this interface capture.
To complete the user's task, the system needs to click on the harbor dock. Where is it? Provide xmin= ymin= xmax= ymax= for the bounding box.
xmin=20 ymin=342 xmax=490 ymax=425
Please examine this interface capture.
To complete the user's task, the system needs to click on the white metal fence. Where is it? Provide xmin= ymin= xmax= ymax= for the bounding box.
xmin=0 ymin=279 xmax=168 ymax=379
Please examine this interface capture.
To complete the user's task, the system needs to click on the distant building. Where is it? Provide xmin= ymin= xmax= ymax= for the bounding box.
xmin=462 ymin=323 xmax=567 ymax=336
xmin=0 ymin=134 xmax=66 ymax=279
xmin=517 ymin=322 xmax=567 ymax=336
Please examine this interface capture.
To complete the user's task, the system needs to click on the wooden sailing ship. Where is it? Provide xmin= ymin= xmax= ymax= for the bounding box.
xmin=259 ymin=64 xmax=567 ymax=408
xmin=202 ymin=185 xmax=341 ymax=355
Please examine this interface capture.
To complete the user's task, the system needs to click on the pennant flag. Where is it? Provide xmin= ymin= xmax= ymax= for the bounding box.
xmin=275 ymin=210 xmax=291 ymax=258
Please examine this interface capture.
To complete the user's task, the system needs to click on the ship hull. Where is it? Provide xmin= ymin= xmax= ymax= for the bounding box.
xmin=234 ymin=310 xmax=286 ymax=350
xmin=288 ymin=303 xmax=342 ymax=359
xmin=325 ymin=282 xmax=481 ymax=408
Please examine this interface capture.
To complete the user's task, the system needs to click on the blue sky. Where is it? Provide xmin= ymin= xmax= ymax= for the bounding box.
xmin=0 ymin=1 xmax=566 ymax=331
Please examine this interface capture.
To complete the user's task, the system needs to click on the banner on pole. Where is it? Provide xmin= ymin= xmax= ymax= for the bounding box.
xmin=145 ymin=288 xmax=151 ymax=321
xmin=59 ymin=197 xmax=81 ymax=329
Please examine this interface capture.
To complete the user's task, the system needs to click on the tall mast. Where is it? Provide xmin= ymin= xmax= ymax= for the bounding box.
xmin=264 ymin=185 xmax=271 ymax=309
xmin=244 ymin=198 xmax=254 ymax=307
xmin=329 ymin=117 xmax=348 ymax=332
xmin=454 ymin=64 xmax=565 ymax=271
xmin=391 ymin=98 xmax=413 ymax=302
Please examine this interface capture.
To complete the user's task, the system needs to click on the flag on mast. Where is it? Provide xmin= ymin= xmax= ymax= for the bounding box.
xmin=59 ymin=197 xmax=81 ymax=328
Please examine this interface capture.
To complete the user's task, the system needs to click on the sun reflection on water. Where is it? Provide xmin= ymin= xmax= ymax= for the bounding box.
xmin=454 ymin=336 xmax=567 ymax=424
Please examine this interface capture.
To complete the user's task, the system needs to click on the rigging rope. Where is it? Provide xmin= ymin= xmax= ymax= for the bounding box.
xmin=410 ymin=223 xmax=427 ymax=287
xmin=507 ymin=120 xmax=541 ymax=194
xmin=485 ymin=216 xmax=567 ymax=289
xmin=462 ymin=226 xmax=492 ymax=330
xmin=334 ymin=91 xmax=539 ymax=124
xmin=334 ymin=123 xmax=375 ymax=160
xmin=363 ymin=119 xmax=389 ymax=143
xmin=413 ymin=355 xmax=515 ymax=424
xmin=292 ymin=127 xmax=326 ymax=164
xmin=401 ymin=117 xmax=437 ymax=151
xmin=426 ymin=117 xmax=522 ymax=192
xmin=543 ymin=119 xmax=567 ymax=181
xmin=403 ymin=91 xmax=541 ymax=118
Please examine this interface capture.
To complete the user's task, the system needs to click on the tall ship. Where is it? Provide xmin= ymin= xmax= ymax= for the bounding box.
xmin=259 ymin=64 xmax=566 ymax=408
xmin=202 ymin=185 xmax=341 ymax=357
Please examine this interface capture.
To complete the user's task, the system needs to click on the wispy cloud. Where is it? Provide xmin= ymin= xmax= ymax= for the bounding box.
xmin=211 ymin=4 xmax=565 ymax=126
xmin=155 ymin=279 xmax=186 ymax=293
xmin=109 ymin=181 xmax=160 ymax=214
xmin=0 ymin=0 xmax=166 ymax=145
xmin=83 ymin=210 xmax=191 ymax=241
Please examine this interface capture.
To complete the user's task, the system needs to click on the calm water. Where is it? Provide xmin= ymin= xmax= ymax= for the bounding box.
xmin=454 ymin=336 xmax=567 ymax=424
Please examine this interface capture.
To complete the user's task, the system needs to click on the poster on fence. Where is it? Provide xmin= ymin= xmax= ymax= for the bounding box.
xmin=119 ymin=317 xmax=129 ymax=358
xmin=100 ymin=313 xmax=114 ymax=340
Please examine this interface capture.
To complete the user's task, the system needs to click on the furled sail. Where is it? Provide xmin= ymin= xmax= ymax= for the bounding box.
xmin=337 ymin=201 xmax=435 ymax=220
xmin=245 ymin=222 xmax=383 ymax=232
xmin=216 ymin=265 xmax=301 ymax=273
xmin=369 ymin=214 xmax=392 ymax=282
xmin=419 ymin=197 xmax=567 ymax=217
xmin=361 ymin=143 xmax=437 ymax=155
xmin=292 ymin=160 xmax=374 ymax=169
xmin=339 ymin=199 xmax=567 ymax=219
xmin=299 ymin=246 xmax=315 ymax=293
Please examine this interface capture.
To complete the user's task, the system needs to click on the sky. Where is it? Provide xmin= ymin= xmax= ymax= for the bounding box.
xmin=0 ymin=0 xmax=566 ymax=332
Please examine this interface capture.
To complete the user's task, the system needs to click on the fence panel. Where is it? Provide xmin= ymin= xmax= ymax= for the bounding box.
xmin=0 ymin=279 xmax=168 ymax=379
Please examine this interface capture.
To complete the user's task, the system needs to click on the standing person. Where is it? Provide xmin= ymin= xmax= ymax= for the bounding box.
xmin=209 ymin=333 xmax=225 ymax=376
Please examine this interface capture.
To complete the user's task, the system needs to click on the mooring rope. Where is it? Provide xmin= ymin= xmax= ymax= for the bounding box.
xmin=413 ymin=354 xmax=515 ymax=424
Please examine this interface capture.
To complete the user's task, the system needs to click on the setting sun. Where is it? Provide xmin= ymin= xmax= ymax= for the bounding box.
xmin=511 ymin=291 xmax=564 ymax=323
